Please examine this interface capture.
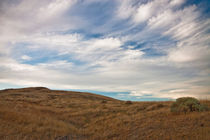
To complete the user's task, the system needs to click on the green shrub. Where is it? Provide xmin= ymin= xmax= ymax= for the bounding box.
xmin=171 ymin=97 xmax=209 ymax=113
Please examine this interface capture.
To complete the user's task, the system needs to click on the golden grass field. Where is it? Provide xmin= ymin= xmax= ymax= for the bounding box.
xmin=0 ymin=87 xmax=209 ymax=140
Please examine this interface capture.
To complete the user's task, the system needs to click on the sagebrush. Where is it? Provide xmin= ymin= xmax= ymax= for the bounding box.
xmin=171 ymin=97 xmax=209 ymax=113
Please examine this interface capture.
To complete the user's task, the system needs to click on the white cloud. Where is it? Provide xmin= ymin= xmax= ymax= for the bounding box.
xmin=168 ymin=45 xmax=209 ymax=63
xmin=117 ymin=0 xmax=187 ymax=25
xmin=128 ymin=79 xmax=210 ymax=100
xmin=148 ymin=10 xmax=178 ymax=29
xmin=38 ymin=0 xmax=76 ymax=20
xmin=0 ymin=0 xmax=209 ymax=100
xmin=19 ymin=33 xmax=124 ymax=64
xmin=21 ymin=55 xmax=32 ymax=61
xmin=38 ymin=60 xmax=73 ymax=70
xmin=170 ymin=0 xmax=185 ymax=7
xmin=0 ymin=0 xmax=77 ymax=38
xmin=140 ymin=3 xmax=210 ymax=66
xmin=163 ymin=6 xmax=199 ymax=40
xmin=116 ymin=0 xmax=136 ymax=20
xmin=25 ymin=33 xmax=82 ymax=47
xmin=133 ymin=1 xmax=154 ymax=23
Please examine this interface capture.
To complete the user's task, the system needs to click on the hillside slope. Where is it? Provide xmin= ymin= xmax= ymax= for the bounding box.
xmin=0 ymin=87 xmax=209 ymax=140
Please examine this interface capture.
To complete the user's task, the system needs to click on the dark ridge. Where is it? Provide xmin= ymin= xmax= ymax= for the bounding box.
xmin=0 ymin=87 xmax=49 ymax=92
xmin=0 ymin=87 xmax=118 ymax=101
xmin=26 ymin=87 xmax=50 ymax=90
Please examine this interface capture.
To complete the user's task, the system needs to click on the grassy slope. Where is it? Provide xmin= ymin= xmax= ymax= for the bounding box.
xmin=0 ymin=87 xmax=209 ymax=140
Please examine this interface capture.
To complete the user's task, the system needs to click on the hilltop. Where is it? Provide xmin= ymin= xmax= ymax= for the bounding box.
xmin=0 ymin=87 xmax=209 ymax=140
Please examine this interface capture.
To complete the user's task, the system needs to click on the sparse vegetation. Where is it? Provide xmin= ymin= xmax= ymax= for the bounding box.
xmin=146 ymin=103 xmax=164 ymax=111
xmin=101 ymin=100 xmax=107 ymax=104
xmin=125 ymin=100 xmax=132 ymax=105
xmin=0 ymin=88 xmax=209 ymax=140
xmin=171 ymin=97 xmax=209 ymax=113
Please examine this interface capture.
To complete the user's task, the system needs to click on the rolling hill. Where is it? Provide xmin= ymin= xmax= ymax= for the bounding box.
xmin=0 ymin=87 xmax=209 ymax=140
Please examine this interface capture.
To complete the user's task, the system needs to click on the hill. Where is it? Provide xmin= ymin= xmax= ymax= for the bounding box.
xmin=0 ymin=87 xmax=209 ymax=140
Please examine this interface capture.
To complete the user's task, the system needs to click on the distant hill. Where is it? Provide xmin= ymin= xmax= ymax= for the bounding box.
xmin=0 ymin=87 xmax=117 ymax=102
xmin=0 ymin=87 xmax=209 ymax=140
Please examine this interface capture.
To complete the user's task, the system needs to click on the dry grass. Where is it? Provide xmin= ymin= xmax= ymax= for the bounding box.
xmin=0 ymin=87 xmax=209 ymax=140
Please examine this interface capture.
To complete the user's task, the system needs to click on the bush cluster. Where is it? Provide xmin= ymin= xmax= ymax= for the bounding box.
xmin=125 ymin=101 xmax=132 ymax=105
xmin=171 ymin=97 xmax=209 ymax=113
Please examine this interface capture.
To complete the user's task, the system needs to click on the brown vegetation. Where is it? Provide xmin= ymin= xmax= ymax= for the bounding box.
xmin=0 ymin=87 xmax=209 ymax=140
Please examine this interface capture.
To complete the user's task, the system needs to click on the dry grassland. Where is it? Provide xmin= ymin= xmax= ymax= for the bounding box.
xmin=0 ymin=87 xmax=209 ymax=140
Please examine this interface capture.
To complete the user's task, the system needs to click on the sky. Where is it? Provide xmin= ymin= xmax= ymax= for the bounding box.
xmin=0 ymin=0 xmax=210 ymax=101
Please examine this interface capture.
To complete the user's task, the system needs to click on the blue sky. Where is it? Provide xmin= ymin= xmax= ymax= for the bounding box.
xmin=0 ymin=0 xmax=210 ymax=100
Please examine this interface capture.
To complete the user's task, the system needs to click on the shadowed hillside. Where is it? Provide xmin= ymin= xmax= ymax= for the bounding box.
xmin=0 ymin=87 xmax=209 ymax=140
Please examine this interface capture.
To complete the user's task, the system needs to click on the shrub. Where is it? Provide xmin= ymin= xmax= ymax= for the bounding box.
xmin=125 ymin=101 xmax=132 ymax=105
xmin=171 ymin=97 xmax=209 ymax=113
xmin=101 ymin=100 xmax=107 ymax=104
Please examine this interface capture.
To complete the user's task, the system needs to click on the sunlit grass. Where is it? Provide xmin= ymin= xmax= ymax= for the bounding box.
xmin=0 ymin=87 xmax=209 ymax=140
